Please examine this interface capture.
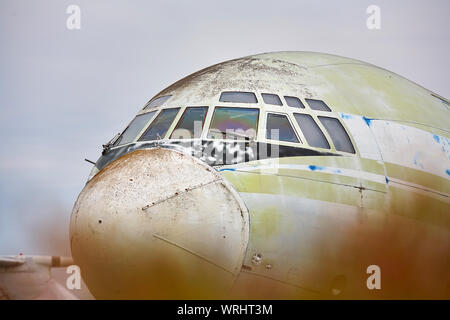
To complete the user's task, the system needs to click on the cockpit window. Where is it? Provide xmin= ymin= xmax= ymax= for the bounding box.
xmin=139 ymin=108 xmax=180 ymax=141
xmin=207 ymin=107 xmax=259 ymax=140
xmin=219 ymin=92 xmax=258 ymax=103
xmin=284 ymin=96 xmax=305 ymax=109
xmin=305 ymin=98 xmax=331 ymax=112
xmin=170 ymin=107 xmax=208 ymax=139
xmin=113 ymin=111 xmax=156 ymax=146
xmin=318 ymin=116 xmax=355 ymax=153
xmin=262 ymin=93 xmax=282 ymax=106
xmin=266 ymin=113 xmax=299 ymax=143
xmin=293 ymin=113 xmax=330 ymax=149
xmin=144 ymin=95 xmax=172 ymax=110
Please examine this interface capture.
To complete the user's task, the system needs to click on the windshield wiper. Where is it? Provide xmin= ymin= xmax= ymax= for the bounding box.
xmin=102 ymin=133 xmax=121 ymax=154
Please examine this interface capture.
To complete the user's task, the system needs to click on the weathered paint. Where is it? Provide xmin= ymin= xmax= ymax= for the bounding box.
xmin=71 ymin=148 xmax=249 ymax=299
xmin=72 ymin=52 xmax=450 ymax=299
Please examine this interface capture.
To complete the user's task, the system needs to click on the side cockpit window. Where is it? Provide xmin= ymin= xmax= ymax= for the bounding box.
xmin=305 ymin=98 xmax=331 ymax=112
xmin=219 ymin=92 xmax=258 ymax=103
xmin=262 ymin=93 xmax=282 ymax=106
xmin=114 ymin=111 xmax=156 ymax=146
xmin=293 ymin=113 xmax=330 ymax=149
xmin=139 ymin=108 xmax=180 ymax=141
xmin=318 ymin=116 xmax=355 ymax=153
xmin=207 ymin=107 xmax=258 ymax=140
xmin=170 ymin=107 xmax=208 ymax=139
xmin=144 ymin=95 xmax=172 ymax=110
xmin=284 ymin=96 xmax=305 ymax=109
xmin=266 ymin=113 xmax=299 ymax=143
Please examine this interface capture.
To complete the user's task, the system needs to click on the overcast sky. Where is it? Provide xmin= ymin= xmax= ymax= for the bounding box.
xmin=0 ymin=0 xmax=449 ymax=255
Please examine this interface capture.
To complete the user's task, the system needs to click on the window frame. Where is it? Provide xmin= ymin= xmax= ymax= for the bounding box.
xmin=292 ymin=112 xmax=331 ymax=150
xmin=283 ymin=96 xmax=306 ymax=109
xmin=261 ymin=93 xmax=283 ymax=106
xmin=305 ymin=98 xmax=332 ymax=112
xmin=108 ymin=93 xmax=358 ymax=154
xmin=264 ymin=111 xmax=301 ymax=145
xmin=317 ymin=115 xmax=356 ymax=154
xmin=219 ymin=91 xmax=258 ymax=104
xmin=138 ymin=107 xmax=181 ymax=141
xmin=111 ymin=110 xmax=158 ymax=148
xmin=143 ymin=95 xmax=172 ymax=110
xmin=206 ymin=106 xmax=260 ymax=141
xmin=169 ymin=106 xmax=209 ymax=140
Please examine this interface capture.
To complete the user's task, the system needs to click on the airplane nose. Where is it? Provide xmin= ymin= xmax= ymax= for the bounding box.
xmin=69 ymin=148 xmax=249 ymax=299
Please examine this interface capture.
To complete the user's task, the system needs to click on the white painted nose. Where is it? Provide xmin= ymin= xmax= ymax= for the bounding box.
xmin=70 ymin=148 xmax=249 ymax=299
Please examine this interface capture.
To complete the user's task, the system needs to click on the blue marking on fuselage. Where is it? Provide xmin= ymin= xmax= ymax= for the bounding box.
xmin=446 ymin=169 xmax=450 ymax=176
xmin=220 ymin=168 xmax=236 ymax=172
xmin=362 ymin=116 xmax=372 ymax=126
xmin=433 ymin=134 xmax=441 ymax=144
xmin=309 ymin=165 xmax=343 ymax=174
xmin=308 ymin=165 xmax=324 ymax=171
xmin=413 ymin=153 xmax=424 ymax=169
xmin=340 ymin=113 xmax=352 ymax=120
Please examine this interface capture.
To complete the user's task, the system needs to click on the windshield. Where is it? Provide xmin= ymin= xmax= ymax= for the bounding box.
xmin=114 ymin=111 xmax=156 ymax=146
xmin=266 ymin=113 xmax=299 ymax=143
xmin=207 ymin=107 xmax=259 ymax=140
xmin=139 ymin=108 xmax=180 ymax=141
xmin=170 ymin=107 xmax=208 ymax=139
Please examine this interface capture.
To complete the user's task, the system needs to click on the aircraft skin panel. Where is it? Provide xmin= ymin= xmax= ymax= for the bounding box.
xmin=385 ymin=162 xmax=450 ymax=196
xmin=231 ymin=191 xmax=450 ymax=298
xmin=341 ymin=113 xmax=449 ymax=180
xmin=387 ymin=186 xmax=449 ymax=228
xmin=222 ymin=167 xmax=365 ymax=208
xmin=232 ymin=193 xmax=385 ymax=296
xmin=224 ymin=157 xmax=449 ymax=198
xmin=339 ymin=113 xmax=383 ymax=161
xmin=376 ymin=123 xmax=448 ymax=178
xmin=222 ymin=155 xmax=449 ymax=210
xmin=226 ymin=164 xmax=386 ymax=185
xmin=232 ymin=186 xmax=449 ymax=296
xmin=307 ymin=62 xmax=449 ymax=136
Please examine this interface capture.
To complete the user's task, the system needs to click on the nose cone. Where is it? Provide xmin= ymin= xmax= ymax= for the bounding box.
xmin=70 ymin=148 xmax=249 ymax=299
